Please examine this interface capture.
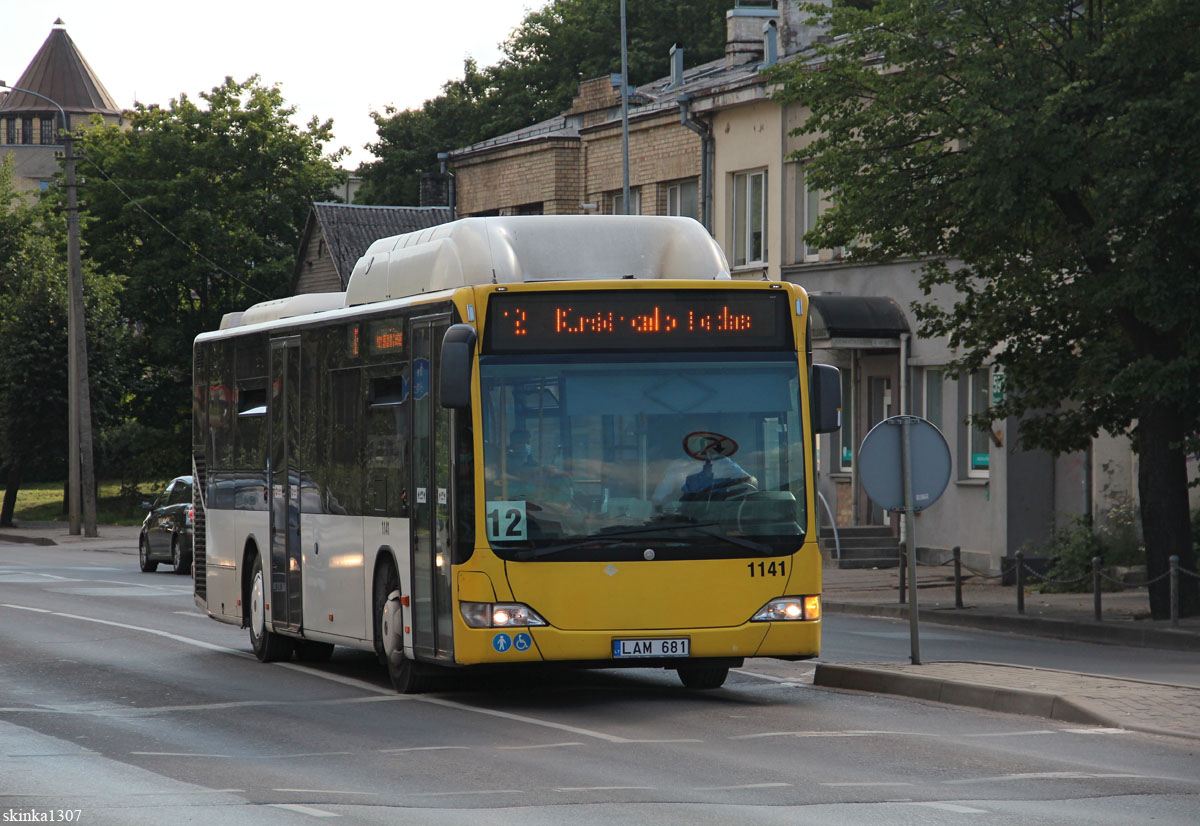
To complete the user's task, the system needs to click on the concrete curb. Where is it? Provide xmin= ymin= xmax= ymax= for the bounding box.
xmin=825 ymin=600 xmax=1200 ymax=653
xmin=0 ymin=532 xmax=56 ymax=546
xmin=812 ymin=663 xmax=1200 ymax=741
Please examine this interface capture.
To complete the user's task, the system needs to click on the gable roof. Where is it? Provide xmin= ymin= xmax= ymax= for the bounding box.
xmin=0 ymin=21 xmax=121 ymax=119
xmin=292 ymin=202 xmax=455 ymax=291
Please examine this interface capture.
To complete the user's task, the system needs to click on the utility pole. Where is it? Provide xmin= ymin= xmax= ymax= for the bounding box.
xmin=620 ymin=0 xmax=630 ymax=214
xmin=1 ymin=81 xmax=97 ymax=536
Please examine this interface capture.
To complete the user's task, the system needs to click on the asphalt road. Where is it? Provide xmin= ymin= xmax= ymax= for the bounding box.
xmin=2 ymin=544 xmax=1198 ymax=825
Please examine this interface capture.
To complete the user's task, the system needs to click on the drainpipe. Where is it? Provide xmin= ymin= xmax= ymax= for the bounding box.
xmin=899 ymin=332 xmax=910 ymax=546
xmin=678 ymin=94 xmax=713 ymax=233
xmin=437 ymin=152 xmax=456 ymax=218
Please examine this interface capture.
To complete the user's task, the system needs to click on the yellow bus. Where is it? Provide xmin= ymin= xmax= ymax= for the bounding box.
xmin=192 ymin=216 xmax=840 ymax=692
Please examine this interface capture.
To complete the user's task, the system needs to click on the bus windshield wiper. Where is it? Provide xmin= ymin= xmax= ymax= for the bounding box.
xmin=512 ymin=520 xmax=772 ymax=560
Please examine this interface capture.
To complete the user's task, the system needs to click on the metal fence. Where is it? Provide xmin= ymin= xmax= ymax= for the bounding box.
xmin=898 ymin=546 xmax=1199 ymax=628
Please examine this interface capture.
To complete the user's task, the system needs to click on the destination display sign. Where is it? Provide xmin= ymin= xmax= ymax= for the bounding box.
xmin=484 ymin=290 xmax=792 ymax=353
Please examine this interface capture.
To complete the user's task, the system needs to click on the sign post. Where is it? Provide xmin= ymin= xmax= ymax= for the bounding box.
xmin=858 ymin=416 xmax=951 ymax=665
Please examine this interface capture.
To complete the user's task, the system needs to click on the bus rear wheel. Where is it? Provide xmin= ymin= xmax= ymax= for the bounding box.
xmin=677 ymin=664 xmax=729 ymax=689
xmin=249 ymin=555 xmax=292 ymax=662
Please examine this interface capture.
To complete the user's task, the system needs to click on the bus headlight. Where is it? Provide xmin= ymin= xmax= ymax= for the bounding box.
xmin=751 ymin=596 xmax=820 ymax=622
xmin=460 ymin=601 xmax=548 ymax=628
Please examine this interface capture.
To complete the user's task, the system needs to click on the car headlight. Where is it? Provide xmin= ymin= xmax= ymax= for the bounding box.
xmin=751 ymin=596 xmax=820 ymax=622
xmin=460 ymin=601 xmax=548 ymax=628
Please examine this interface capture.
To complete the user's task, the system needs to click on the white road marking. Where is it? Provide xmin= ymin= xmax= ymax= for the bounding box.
xmin=694 ymin=782 xmax=791 ymax=791
xmin=736 ymin=669 xmax=810 ymax=685
xmin=405 ymin=789 xmax=524 ymax=797
xmin=268 ymin=803 xmax=340 ymax=817
xmin=908 ymin=802 xmax=990 ymax=814
xmin=945 ymin=772 xmax=1144 ymax=784
xmin=730 ymin=731 xmax=871 ymax=739
xmin=415 ymin=695 xmax=634 ymax=743
xmin=960 ymin=729 xmax=1057 ymax=737
xmin=495 ymin=742 xmax=583 ymax=750
xmin=380 ymin=746 xmax=471 ymax=753
xmin=0 ymin=604 xmax=252 ymax=656
xmin=1061 ymin=727 xmax=1130 ymax=735
xmin=0 ymin=602 xmax=645 ymax=744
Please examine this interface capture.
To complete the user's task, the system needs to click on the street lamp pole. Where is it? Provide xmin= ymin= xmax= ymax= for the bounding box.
xmin=0 ymin=81 xmax=97 ymax=536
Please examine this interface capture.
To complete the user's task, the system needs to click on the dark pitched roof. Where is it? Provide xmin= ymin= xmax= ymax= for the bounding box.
xmin=293 ymin=203 xmax=455 ymax=291
xmin=0 ymin=21 xmax=120 ymax=119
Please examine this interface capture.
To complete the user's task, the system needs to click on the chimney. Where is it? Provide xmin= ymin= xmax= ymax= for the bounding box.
xmin=779 ymin=0 xmax=831 ymax=56
xmin=762 ymin=20 xmax=778 ymax=68
xmin=725 ymin=1 xmax=778 ymax=67
xmin=670 ymin=44 xmax=685 ymax=89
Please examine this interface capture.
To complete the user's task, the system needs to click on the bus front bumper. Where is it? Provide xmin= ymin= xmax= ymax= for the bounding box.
xmin=452 ymin=619 xmax=820 ymax=667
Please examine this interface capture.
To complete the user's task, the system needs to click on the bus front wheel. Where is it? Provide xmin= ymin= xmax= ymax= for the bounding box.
xmin=374 ymin=559 xmax=431 ymax=694
xmin=677 ymin=664 xmax=729 ymax=689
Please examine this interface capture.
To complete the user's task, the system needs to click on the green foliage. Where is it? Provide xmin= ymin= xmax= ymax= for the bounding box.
xmin=1032 ymin=501 xmax=1145 ymax=594
xmin=773 ymin=0 xmax=1200 ymax=453
xmin=771 ymin=0 xmax=1200 ymax=614
xmin=357 ymin=0 xmax=735 ymax=205
xmin=0 ymin=160 xmax=132 ymax=495
xmin=77 ymin=76 xmax=344 ymax=469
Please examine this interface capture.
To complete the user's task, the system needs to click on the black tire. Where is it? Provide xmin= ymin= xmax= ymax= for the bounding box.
xmin=170 ymin=535 xmax=192 ymax=576
xmin=373 ymin=557 xmax=432 ymax=694
xmin=138 ymin=536 xmax=158 ymax=573
xmin=294 ymin=640 xmax=335 ymax=662
xmin=677 ymin=664 xmax=729 ymax=689
xmin=248 ymin=554 xmax=292 ymax=662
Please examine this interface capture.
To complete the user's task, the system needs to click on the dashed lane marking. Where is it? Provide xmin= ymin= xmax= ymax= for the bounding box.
xmin=908 ymin=802 xmax=990 ymax=814
xmin=268 ymin=803 xmax=340 ymax=817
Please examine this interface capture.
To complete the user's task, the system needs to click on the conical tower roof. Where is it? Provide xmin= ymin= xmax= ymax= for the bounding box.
xmin=0 ymin=20 xmax=120 ymax=117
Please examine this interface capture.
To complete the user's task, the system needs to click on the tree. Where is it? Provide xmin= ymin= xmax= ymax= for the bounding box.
xmin=357 ymin=1 xmax=736 ymax=205
xmin=77 ymin=77 xmax=344 ymax=469
xmin=772 ymin=0 xmax=1200 ymax=617
xmin=0 ymin=161 xmax=131 ymax=526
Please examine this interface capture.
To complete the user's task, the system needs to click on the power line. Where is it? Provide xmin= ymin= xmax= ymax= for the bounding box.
xmin=79 ymin=155 xmax=272 ymax=300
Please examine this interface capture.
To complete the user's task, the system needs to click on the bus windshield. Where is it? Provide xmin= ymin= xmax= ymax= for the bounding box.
xmin=480 ymin=351 xmax=806 ymax=561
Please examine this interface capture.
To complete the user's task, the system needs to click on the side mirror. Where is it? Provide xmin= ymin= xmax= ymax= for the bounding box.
xmin=810 ymin=363 xmax=842 ymax=434
xmin=440 ymin=323 xmax=478 ymax=409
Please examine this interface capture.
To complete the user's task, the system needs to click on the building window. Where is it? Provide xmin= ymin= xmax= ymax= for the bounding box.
xmin=4 ymin=118 xmax=13 ymax=144
xmin=22 ymin=117 xmax=33 ymax=144
xmin=923 ymin=368 xmax=943 ymax=432
xmin=966 ymin=367 xmax=990 ymax=477
xmin=40 ymin=118 xmax=55 ymax=145
xmin=610 ymin=188 xmax=640 ymax=215
xmin=666 ymin=179 xmax=699 ymax=221
xmin=732 ymin=169 xmax=766 ymax=266
xmin=839 ymin=365 xmax=854 ymax=471
xmin=803 ymin=168 xmax=822 ymax=261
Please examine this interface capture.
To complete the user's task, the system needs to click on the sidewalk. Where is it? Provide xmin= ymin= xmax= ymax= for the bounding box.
xmin=818 ymin=561 xmax=1200 ymax=740
xmin=2 ymin=522 xmax=1198 ymax=739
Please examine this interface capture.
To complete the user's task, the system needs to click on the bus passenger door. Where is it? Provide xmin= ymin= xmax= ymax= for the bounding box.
xmin=269 ymin=336 xmax=303 ymax=633
xmin=410 ymin=315 xmax=454 ymax=662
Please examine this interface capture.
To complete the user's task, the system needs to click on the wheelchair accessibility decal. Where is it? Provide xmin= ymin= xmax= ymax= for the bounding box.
xmin=492 ymin=632 xmax=533 ymax=654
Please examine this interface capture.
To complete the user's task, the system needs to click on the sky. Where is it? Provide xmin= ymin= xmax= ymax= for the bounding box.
xmin=1 ymin=0 xmax=546 ymax=170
